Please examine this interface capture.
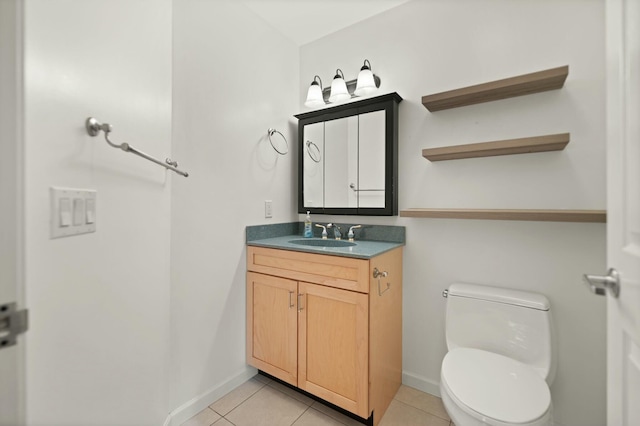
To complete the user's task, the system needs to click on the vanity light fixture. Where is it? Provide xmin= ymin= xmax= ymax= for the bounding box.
xmin=328 ymin=69 xmax=351 ymax=104
xmin=354 ymin=59 xmax=378 ymax=96
xmin=304 ymin=59 xmax=382 ymax=108
xmin=304 ymin=75 xmax=326 ymax=108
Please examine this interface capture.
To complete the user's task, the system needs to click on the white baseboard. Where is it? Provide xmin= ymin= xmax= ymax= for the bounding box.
xmin=402 ymin=370 xmax=441 ymax=397
xmin=162 ymin=414 xmax=172 ymax=426
xmin=166 ymin=367 xmax=258 ymax=426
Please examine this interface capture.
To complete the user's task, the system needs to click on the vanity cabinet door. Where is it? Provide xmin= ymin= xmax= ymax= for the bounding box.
xmin=297 ymin=281 xmax=369 ymax=418
xmin=247 ymin=272 xmax=298 ymax=386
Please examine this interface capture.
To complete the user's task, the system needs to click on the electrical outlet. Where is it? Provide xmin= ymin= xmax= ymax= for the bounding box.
xmin=264 ymin=200 xmax=273 ymax=218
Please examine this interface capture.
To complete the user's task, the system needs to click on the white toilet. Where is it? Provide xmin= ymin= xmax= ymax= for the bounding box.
xmin=440 ymin=283 xmax=556 ymax=426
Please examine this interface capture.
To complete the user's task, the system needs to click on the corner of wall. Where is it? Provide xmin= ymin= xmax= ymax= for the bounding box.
xmin=402 ymin=371 xmax=441 ymax=397
xmin=167 ymin=367 xmax=257 ymax=426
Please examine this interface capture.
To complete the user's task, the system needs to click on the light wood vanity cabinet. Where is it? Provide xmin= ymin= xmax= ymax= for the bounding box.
xmin=246 ymin=245 xmax=402 ymax=425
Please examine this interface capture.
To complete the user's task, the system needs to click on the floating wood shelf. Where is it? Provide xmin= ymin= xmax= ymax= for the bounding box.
xmin=422 ymin=133 xmax=570 ymax=161
xmin=399 ymin=208 xmax=606 ymax=223
xmin=422 ymin=65 xmax=569 ymax=112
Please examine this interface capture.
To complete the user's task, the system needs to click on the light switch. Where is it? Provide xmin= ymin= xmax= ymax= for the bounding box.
xmin=50 ymin=187 xmax=97 ymax=239
xmin=59 ymin=198 xmax=71 ymax=227
xmin=85 ymin=198 xmax=95 ymax=224
xmin=73 ymin=198 xmax=84 ymax=226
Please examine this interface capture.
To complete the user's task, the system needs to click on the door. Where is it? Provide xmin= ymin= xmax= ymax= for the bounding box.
xmin=604 ymin=0 xmax=640 ymax=424
xmin=0 ymin=0 xmax=25 ymax=424
xmin=246 ymin=272 xmax=298 ymax=385
xmin=297 ymin=282 xmax=369 ymax=418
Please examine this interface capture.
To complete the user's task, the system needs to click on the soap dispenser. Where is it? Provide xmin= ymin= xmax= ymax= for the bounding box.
xmin=304 ymin=211 xmax=313 ymax=238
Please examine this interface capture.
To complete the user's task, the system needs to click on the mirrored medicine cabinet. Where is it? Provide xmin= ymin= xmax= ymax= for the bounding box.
xmin=295 ymin=92 xmax=402 ymax=216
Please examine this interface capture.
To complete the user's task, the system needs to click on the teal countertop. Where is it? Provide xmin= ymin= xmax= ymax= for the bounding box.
xmin=246 ymin=222 xmax=405 ymax=260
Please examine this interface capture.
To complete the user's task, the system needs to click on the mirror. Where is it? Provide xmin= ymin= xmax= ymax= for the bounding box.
xmin=296 ymin=92 xmax=402 ymax=216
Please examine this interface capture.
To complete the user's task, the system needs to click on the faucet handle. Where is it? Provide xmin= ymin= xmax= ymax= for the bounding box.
xmin=348 ymin=225 xmax=362 ymax=241
xmin=327 ymin=223 xmax=342 ymax=240
xmin=315 ymin=223 xmax=328 ymax=239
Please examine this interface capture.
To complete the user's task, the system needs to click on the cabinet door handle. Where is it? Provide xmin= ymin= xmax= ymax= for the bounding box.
xmin=289 ymin=291 xmax=295 ymax=309
xmin=297 ymin=294 xmax=304 ymax=312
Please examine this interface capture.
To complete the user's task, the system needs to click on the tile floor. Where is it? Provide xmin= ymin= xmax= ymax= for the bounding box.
xmin=181 ymin=374 xmax=453 ymax=426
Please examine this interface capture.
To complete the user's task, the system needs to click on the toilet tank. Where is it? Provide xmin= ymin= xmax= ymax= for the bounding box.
xmin=445 ymin=283 xmax=556 ymax=384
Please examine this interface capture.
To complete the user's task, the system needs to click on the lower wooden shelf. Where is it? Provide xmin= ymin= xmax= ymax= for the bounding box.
xmin=399 ymin=208 xmax=606 ymax=223
xmin=422 ymin=133 xmax=570 ymax=161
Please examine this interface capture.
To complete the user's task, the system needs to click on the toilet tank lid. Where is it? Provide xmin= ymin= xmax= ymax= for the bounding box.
xmin=448 ymin=283 xmax=550 ymax=311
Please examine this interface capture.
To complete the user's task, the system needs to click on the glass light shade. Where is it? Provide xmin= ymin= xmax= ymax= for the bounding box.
xmin=304 ymin=82 xmax=325 ymax=108
xmin=354 ymin=67 xmax=377 ymax=96
xmin=328 ymin=75 xmax=350 ymax=103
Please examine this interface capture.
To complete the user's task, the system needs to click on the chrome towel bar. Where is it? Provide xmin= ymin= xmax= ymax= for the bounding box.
xmin=85 ymin=117 xmax=189 ymax=178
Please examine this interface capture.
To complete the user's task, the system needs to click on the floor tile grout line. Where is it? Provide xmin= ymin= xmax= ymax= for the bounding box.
xmin=307 ymin=405 xmax=353 ymax=426
xmin=391 ymin=398 xmax=451 ymax=423
xmin=265 ymin=380 xmax=314 ymax=407
xmin=392 ymin=393 xmax=451 ymax=422
xmin=265 ymin=383 xmax=359 ymax=425
xmin=223 ymin=383 xmax=352 ymax=426
xmin=220 ymin=415 xmax=237 ymax=426
xmin=290 ymin=405 xmax=312 ymax=426
xmin=197 ymin=406 xmax=219 ymax=426
xmin=205 ymin=378 xmax=451 ymax=426
xmin=207 ymin=379 xmax=267 ymax=417
xmin=215 ymin=381 xmax=268 ymax=418
xmin=218 ymin=380 xmax=315 ymax=425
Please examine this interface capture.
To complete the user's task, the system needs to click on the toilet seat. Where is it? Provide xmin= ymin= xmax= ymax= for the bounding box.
xmin=441 ymin=348 xmax=551 ymax=425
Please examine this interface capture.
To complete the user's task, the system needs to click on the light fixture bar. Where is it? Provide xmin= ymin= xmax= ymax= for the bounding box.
xmin=321 ymin=74 xmax=381 ymax=103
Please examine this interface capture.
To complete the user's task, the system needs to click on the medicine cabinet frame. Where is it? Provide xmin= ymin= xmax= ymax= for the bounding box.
xmin=295 ymin=92 xmax=402 ymax=216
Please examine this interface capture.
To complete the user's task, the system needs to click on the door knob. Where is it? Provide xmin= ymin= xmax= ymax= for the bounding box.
xmin=0 ymin=302 xmax=29 ymax=349
xmin=583 ymin=268 xmax=620 ymax=298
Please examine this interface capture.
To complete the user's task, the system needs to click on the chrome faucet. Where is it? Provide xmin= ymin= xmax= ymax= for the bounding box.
xmin=315 ymin=223 xmax=328 ymax=239
xmin=347 ymin=225 xmax=362 ymax=242
xmin=327 ymin=223 xmax=342 ymax=240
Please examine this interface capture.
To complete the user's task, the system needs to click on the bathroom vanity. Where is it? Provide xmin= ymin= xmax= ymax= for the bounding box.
xmin=246 ymin=223 xmax=404 ymax=425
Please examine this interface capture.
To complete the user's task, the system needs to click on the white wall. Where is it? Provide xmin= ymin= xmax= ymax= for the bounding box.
xmin=170 ymin=1 xmax=298 ymax=422
xmin=300 ymin=1 xmax=607 ymax=425
xmin=23 ymin=1 xmax=172 ymax=424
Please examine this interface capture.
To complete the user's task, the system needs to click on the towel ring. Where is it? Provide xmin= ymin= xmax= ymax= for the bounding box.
xmin=306 ymin=140 xmax=321 ymax=163
xmin=267 ymin=128 xmax=288 ymax=155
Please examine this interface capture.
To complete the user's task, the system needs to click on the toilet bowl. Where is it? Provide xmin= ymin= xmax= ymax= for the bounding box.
xmin=440 ymin=348 xmax=553 ymax=426
xmin=440 ymin=283 xmax=556 ymax=426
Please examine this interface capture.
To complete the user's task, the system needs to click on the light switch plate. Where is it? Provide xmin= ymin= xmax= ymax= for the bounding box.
xmin=50 ymin=187 xmax=97 ymax=239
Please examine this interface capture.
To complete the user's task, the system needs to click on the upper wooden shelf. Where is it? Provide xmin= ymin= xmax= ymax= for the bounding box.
xmin=422 ymin=65 xmax=569 ymax=112
xmin=399 ymin=208 xmax=606 ymax=223
xmin=422 ymin=133 xmax=570 ymax=161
